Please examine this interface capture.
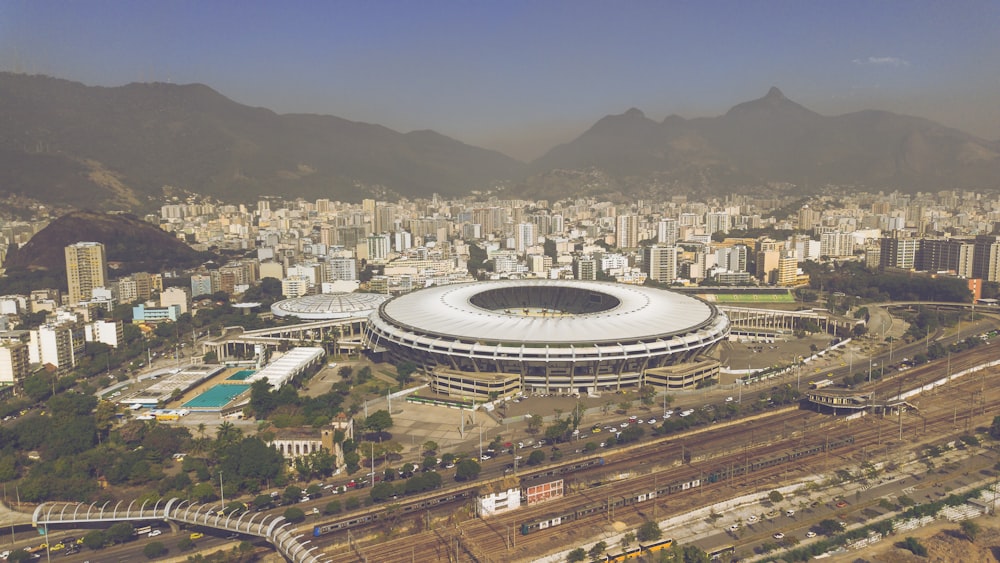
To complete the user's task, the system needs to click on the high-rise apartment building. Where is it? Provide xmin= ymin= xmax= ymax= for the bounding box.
xmin=0 ymin=342 xmax=29 ymax=386
xmin=515 ymin=223 xmax=537 ymax=254
xmin=657 ymin=219 xmax=679 ymax=246
xmin=644 ymin=245 xmax=678 ymax=283
xmin=65 ymin=242 xmax=107 ymax=305
xmin=879 ymin=234 xmax=919 ymax=271
xmin=616 ymin=215 xmax=639 ymax=249
xmin=191 ymin=274 xmax=214 ymax=297
xmin=575 ymin=257 xmax=597 ymax=281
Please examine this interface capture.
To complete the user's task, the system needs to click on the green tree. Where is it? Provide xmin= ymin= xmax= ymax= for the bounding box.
xmin=324 ymin=500 xmax=342 ymax=515
xmin=370 ymin=481 xmax=396 ymax=503
xmin=5 ymin=549 xmax=30 ymax=562
xmin=143 ymin=541 xmax=167 ymax=558
xmin=422 ymin=455 xmax=438 ymax=471
xmin=253 ymin=494 xmax=273 ymax=510
xmin=526 ymin=413 xmax=543 ymax=433
xmin=282 ymin=485 xmax=303 ymax=505
xmin=455 ymin=459 xmax=481 ymax=481
xmin=566 ymin=547 xmax=586 ymax=562
xmin=82 ymin=530 xmax=107 ymax=550
xmin=190 ymin=482 xmax=216 ymax=503
xmin=637 ymin=520 xmax=662 ymax=542
xmin=106 ymin=522 xmax=135 ymax=544
xmin=961 ymin=520 xmax=980 ymax=541
xmin=422 ymin=440 xmax=439 ymax=455
xmin=283 ymin=507 xmax=306 ymax=523
xmin=817 ymin=519 xmax=844 ymax=536
xmin=545 ymin=418 xmax=572 ymax=443
xmin=990 ymin=416 xmax=1000 ymax=440
xmin=681 ymin=545 xmax=711 ymax=563
xmin=588 ymin=540 xmax=607 ymax=560
xmin=364 ymin=410 xmax=394 ymax=441
xmin=900 ymin=537 xmax=927 ymax=556
xmin=396 ymin=361 xmax=417 ymax=386
xmin=528 ymin=450 xmax=546 ymax=465
xmin=639 ymin=386 xmax=656 ymax=406
xmin=177 ymin=536 xmax=195 ymax=551
xmin=768 ymin=490 xmax=784 ymax=503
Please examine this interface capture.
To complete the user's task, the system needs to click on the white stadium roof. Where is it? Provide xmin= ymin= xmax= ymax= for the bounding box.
xmin=271 ymin=292 xmax=390 ymax=320
xmin=377 ymin=280 xmax=717 ymax=344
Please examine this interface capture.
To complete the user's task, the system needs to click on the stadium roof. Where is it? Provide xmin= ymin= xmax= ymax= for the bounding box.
xmin=271 ymin=292 xmax=390 ymax=320
xmin=378 ymin=280 xmax=718 ymax=344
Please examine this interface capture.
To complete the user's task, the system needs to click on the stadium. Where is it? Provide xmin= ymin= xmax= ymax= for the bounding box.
xmin=363 ymin=280 xmax=730 ymax=399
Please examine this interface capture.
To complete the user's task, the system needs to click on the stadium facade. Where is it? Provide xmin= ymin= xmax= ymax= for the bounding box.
xmin=363 ymin=280 xmax=730 ymax=399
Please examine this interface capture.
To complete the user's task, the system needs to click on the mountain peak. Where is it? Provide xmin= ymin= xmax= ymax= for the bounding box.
xmin=623 ymin=107 xmax=646 ymax=118
xmin=765 ymin=86 xmax=785 ymax=100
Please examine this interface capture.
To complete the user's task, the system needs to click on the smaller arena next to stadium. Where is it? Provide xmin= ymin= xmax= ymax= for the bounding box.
xmin=363 ymin=280 xmax=730 ymax=399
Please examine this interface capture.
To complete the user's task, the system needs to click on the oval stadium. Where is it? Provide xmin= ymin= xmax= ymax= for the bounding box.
xmin=363 ymin=280 xmax=730 ymax=399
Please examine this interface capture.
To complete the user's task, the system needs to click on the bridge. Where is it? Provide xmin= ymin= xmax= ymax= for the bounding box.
xmin=32 ymin=498 xmax=321 ymax=562
xmin=202 ymin=316 xmax=368 ymax=361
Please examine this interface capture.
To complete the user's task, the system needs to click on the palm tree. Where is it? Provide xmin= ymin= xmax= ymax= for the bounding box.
xmin=216 ymin=421 xmax=241 ymax=446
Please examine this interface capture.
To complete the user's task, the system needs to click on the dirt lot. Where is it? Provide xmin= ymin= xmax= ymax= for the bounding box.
xmin=827 ymin=518 xmax=1000 ymax=563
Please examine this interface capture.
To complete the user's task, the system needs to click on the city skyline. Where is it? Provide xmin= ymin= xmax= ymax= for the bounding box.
xmin=2 ymin=1 xmax=998 ymax=160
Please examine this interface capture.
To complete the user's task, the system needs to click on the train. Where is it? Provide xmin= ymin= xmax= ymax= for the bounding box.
xmin=520 ymin=456 xmax=605 ymax=484
xmin=605 ymin=537 xmax=673 ymax=561
xmin=312 ymin=488 xmax=476 ymax=536
xmin=311 ymin=456 xmax=606 ymax=537
xmin=520 ymin=435 xmax=855 ymax=536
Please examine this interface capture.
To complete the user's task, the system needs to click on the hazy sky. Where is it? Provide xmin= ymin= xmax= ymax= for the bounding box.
xmin=2 ymin=1 xmax=998 ymax=160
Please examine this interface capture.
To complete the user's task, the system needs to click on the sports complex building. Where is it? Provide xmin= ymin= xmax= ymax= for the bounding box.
xmin=363 ymin=280 xmax=730 ymax=399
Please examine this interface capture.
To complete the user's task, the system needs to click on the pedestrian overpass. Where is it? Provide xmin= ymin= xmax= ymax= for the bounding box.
xmin=32 ymin=498 xmax=321 ymax=562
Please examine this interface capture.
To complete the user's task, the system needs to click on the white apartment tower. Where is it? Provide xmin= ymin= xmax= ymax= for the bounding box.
xmin=657 ymin=219 xmax=679 ymax=246
xmin=616 ymin=215 xmax=640 ymax=249
xmin=65 ymin=242 xmax=107 ymax=305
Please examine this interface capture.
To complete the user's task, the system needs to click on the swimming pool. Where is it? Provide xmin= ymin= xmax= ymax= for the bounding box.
xmin=182 ymin=384 xmax=250 ymax=408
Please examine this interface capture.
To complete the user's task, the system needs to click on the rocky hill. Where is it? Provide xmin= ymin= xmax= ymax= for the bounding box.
xmin=3 ymin=210 xmax=213 ymax=279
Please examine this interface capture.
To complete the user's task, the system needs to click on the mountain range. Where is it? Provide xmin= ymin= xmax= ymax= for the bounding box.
xmin=1 ymin=72 xmax=998 ymax=210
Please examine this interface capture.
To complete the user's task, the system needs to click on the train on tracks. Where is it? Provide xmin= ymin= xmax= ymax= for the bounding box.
xmin=311 ymin=456 xmax=607 ymax=537
xmin=520 ymin=456 xmax=605 ymax=484
xmin=520 ymin=435 xmax=855 ymax=535
xmin=605 ymin=537 xmax=673 ymax=561
xmin=312 ymin=488 xmax=476 ymax=536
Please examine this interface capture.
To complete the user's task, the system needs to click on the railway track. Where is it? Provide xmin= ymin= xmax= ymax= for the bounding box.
xmin=318 ymin=352 xmax=1000 ymax=562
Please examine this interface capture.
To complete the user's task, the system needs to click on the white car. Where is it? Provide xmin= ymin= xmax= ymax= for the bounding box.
xmin=805 ymin=530 xmax=817 ymax=538
xmin=725 ymin=396 xmax=734 ymax=402
xmin=148 ymin=530 xmax=162 ymax=537
xmin=728 ymin=524 xmax=739 ymax=531
xmin=773 ymin=532 xmax=784 ymax=540
xmin=647 ymin=419 xmax=657 ymax=424
xmin=747 ymin=515 xmax=758 ymax=523
xmin=786 ymin=509 xmax=795 ymax=516
xmin=620 ymin=422 xmax=629 ymax=428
